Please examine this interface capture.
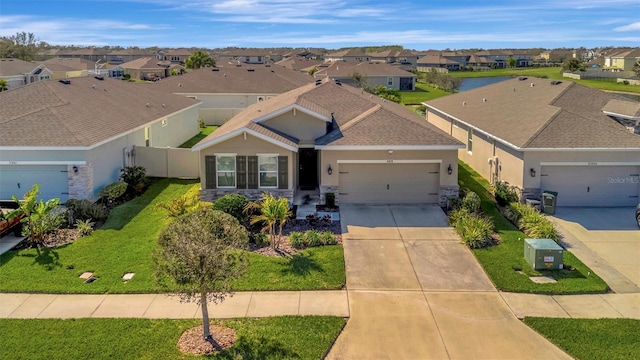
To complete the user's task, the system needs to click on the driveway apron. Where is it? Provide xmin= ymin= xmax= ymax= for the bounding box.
xmin=327 ymin=204 xmax=570 ymax=360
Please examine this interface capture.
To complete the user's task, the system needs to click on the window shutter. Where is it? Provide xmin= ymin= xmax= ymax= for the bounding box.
xmin=205 ymin=156 xmax=216 ymax=189
xmin=278 ymin=156 xmax=288 ymax=189
xmin=247 ymin=156 xmax=258 ymax=189
xmin=236 ymin=156 xmax=247 ymax=189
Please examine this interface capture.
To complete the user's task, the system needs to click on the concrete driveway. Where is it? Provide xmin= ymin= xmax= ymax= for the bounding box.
xmin=551 ymin=207 xmax=640 ymax=293
xmin=327 ymin=204 xmax=570 ymax=360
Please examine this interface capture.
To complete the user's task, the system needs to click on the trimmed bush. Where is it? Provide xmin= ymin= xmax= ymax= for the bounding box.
xmin=492 ymin=181 xmax=519 ymax=206
xmin=325 ymin=193 xmax=336 ymax=208
xmin=461 ymin=191 xmax=481 ymax=213
xmin=250 ymin=232 xmax=270 ymax=246
xmin=289 ymin=231 xmax=305 ymax=248
xmin=155 ymin=192 xmax=201 ymax=219
xmin=304 ymin=230 xmax=321 ymax=247
xmin=320 ymin=231 xmax=337 ymax=245
xmin=64 ymin=199 xmax=107 ymax=223
xmin=98 ymin=182 xmax=127 ymax=204
xmin=506 ymin=202 xmax=560 ymax=242
xmin=75 ymin=219 xmax=94 ymax=236
xmin=449 ymin=208 xmax=494 ymax=249
xmin=119 ymin=166 xmax=149 ymax=195
xmin=212 ymin=194 xmax=249 ymax=223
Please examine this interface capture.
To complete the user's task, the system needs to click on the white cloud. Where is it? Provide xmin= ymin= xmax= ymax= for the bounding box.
xmin=613 ymin=22 xmax=640 ymax=32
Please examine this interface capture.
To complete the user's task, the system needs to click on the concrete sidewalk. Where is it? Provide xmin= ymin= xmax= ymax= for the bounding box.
xmin=0 ymin=290 xmax=349 ymax=319
xmin=501 ymin=292 xmax=640 ymax=319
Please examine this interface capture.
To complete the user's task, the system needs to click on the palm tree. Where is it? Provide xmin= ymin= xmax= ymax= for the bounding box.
xmin=244 ymin=192 xmax=291 ymax=249
xmin=185 ymin=50 xmax=215 ymax=70
xmin=0 ymin=78 xmax=8 ymax=92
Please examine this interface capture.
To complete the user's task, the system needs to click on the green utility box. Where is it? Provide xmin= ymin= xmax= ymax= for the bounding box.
xmin=542 ymin=191 xmax=558 ymax=215
xmin=524 ymin=238 xmax=563 ymax=270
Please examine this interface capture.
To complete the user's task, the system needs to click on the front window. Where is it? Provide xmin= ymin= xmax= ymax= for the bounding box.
xmin=217 ymin=156 xmax=236 ymax=187
xmin=387 ymin=77 xmax=393 ymax=86
xmin=467 ymin=128 xmax=473 ymax=153
xmin=258 ymin=155 xmax=277 ymax=188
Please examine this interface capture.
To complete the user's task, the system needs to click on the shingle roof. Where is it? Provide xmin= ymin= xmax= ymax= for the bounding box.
xmin=0 ymin=58 xmax=40 ymax=76
xmin=153 ymin=64 xmax=314 ymax=94
xmin=42 ymin=58 xmax=103 ymax=71
xmin=121 ymin=57 xmax=168 ymax=70
xmin=195 ymin=80 xmax=462 ymax=150
xmin=0 ymin=77 xmax=200 ymax=147
xmin=425 ymin=78 xmax=640 ymax=149
xmin=316 ymin=62 xmax=417 ymax=77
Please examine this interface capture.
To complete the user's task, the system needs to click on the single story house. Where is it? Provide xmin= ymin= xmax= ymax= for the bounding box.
xmin=153 ymin=65 xmax=314 ymax=125
xmin=425 ymin=77 xmax=640 ymax=207
xmin=0 ymin=76 xmax=201 ymax=201
xmin=121 ymin=57 xmax=180 ymax=80
xmin=192 ymin=79 xmax=464 ymax=206
xmin=0 ymin=58 xmax=53 ymax=90
xmin=314 ymin=62 xmax=416 ymax=91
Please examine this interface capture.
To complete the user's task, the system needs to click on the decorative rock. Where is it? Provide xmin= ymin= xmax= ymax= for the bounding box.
xmin=122 ymin=272 xmax=135 ymax=281
xmin=79 ymin=272 xmax=93 ymax=280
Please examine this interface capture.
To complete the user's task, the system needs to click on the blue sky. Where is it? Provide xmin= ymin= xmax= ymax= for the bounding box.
xmin=1 ymin=0 xmax=639 ymax=49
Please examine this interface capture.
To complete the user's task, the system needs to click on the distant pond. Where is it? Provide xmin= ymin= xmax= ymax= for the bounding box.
xmin=458 ymin=76 xmax=512 ymax=91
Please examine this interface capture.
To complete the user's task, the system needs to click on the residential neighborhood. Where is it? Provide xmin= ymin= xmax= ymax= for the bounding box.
xmin=0 ymin=1 xmax=639 ymax=358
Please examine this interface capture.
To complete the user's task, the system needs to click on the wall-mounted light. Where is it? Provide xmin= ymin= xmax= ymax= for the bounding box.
xmin=388 ymin=150 xmax=394 ymax=154
xmin=447 ymin=164 xmax=453 ymax=175
xmin=73 ymin=165 xmax=79 ymax=174
xmin=327 ymin=165 xmax=333 ymax=175
xmin=530 ymin=168 xmax=536 ymax=177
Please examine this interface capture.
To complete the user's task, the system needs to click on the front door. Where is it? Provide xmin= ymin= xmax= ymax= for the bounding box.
xmin=298 ymin=149 xmax=318 ymax=190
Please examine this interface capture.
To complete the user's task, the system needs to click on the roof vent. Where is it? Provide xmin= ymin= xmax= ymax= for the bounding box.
xmin=178 ymin=83 xmax=182 ymax=87
xmin=146 ymin=103 xmax=150 ymax=107
xmin=530 ymin=82 xmax=535 ymax=87
xmin=483 ymin=98 xmax=487 ymax=102
xmin=550 ymin=80 xmax=562 ymax=85
xmin=92 ymin=84 xmax=96 ymax=89
xmin=247 ymin=68 xmax=255 ymax=72
xmin=236 ymin=64 xmax=242 ymax=67
xmin=265 ymin=64 xmax=271 ymax=67
xmin=162 ymin=103 xmax=166 ymax=108
xmin=211 ymin=67 xmax=220 ymax=71
xmin=59 ymin=79 xmax=71 ymax=85
xmin=463 ymin=101 xmax=466 ymax=106
xmin=518 ymin=77 xmax=528 ymax=81
xmin=94 ymin=76 xmax=104 ymax=80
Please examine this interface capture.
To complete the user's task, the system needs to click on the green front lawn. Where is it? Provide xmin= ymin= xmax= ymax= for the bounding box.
xmin=400 ymin=82 xmax=451 ymax=105
xmin=0 ymin=316 xmax=346 ymax=360
xmin=179 ymin=125 xmax=218 ymax=148
xmin=524 ymin=317 xmax=640 ymax=360
xmin=0 ymin=179 xmax=345 ymax=293
xmin=458 ymin=161 xmax=609 ymax=294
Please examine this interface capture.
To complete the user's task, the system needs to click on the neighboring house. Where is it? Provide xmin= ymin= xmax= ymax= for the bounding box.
xmin=416 ymin=54 xmax=461 ymax=72
xmin=425 ymin=77 xmax=640 ymax=207
xmin=41 ymin=58 xmax=125 ymax=79
xmin=153 ymin=64 xmax=314 ymax=125
xmin=324 ymin=49 xmax=371 ymax=62
xmin=163 ymin=48 xmax=193 ymax=64
xmin=0 ymin=77 xmax=201 ymax=202
xmin=192 ymin=79 xmax=463 ymax=206
xmin=107 ymin=49 xmax=155 ymax=64
xmin=314 ymin=62 xmax=416 ymax=91
xmin=56 ymin=48 xmax=108 ymax=62
xmin=603 ymin=48 xmax=640 ymax=72
xmin=0 ymin=58 xmax=53 ymax=90
xmin=121 ymin=57 xmax=177 ymax=80
xmin=274 ymin=56 xmax=324 ymax=72
xmin=466 ymin=54 xmax=495 ymax=70
xmin=219 ymin=49 xmax=285 ymax=65
xmin=368 ymin=50 xmax=420 ymax=70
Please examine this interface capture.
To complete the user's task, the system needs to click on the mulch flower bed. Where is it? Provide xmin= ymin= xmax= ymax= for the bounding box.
xmin=177 ymin=323 xmax=237 ymax=355
xmin=247 ymin=219 xmax=342 ymax=257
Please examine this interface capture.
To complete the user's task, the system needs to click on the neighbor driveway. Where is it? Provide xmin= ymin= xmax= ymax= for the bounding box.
xmin=326 ymin=204 xmax=570 ymax=360
xmin=551 ymin=207 xmax=640 ymax=293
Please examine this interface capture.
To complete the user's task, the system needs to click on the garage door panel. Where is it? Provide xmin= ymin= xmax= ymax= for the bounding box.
xmin=0 ymin=165 xmax=69 ymax=202
xmin=540 ymin=166 xmax=639 ymax=207
xmin=339 ymin=163 xmax=440 ymax=204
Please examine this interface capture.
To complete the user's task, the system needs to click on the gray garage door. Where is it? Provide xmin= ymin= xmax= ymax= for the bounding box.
xmin=540 ymin=166 xmax=640 ymax=207
xmin=338 ymin=163 xmax=440 ymax=204
xmin=0 ymin=165 xmax=69 ymax=202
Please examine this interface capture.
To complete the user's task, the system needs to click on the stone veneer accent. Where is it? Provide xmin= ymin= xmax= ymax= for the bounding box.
xmin=519 ymin=188 xmax=542 ymax=201
xmin=201 ymin=189 xmax=294 ymax=203
xmin=67 ymin=162 xmax=94 ymax=200
xmin=439 ymin=185 xmax=460 ymax=208
xmin=319 ymin=186 xmax=339 ymax=205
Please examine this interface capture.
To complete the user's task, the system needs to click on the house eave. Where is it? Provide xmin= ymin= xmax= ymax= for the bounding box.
xmin=316 ymin=145 xmax=465 ymax=150
xmin=252 ymin=104 xmax=331 ymax=124
xmin=192 ymin=127 xmax=298 ymax=152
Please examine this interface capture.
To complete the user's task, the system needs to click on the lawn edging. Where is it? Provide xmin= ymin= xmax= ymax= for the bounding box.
xmin=458 ymin=160 xmax=608 ymax=294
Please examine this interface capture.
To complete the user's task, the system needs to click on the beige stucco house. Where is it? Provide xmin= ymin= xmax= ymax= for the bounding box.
xmin=193 ymin=79 xmax=464 ymax=206
xmin=603 ymin=48 xmax=640 ymax=72
xmin=0 ymin=58 xmax=53 ymax=90
xmin=0 ymin=77 xmax=200 ymax=201
xmin=425 ymin=77 xmax=640 ymax=207
xmin=153 ymin=65 xmax=314 ymax=126
xmin=314 ymin=62 xmax=416 ymax=91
